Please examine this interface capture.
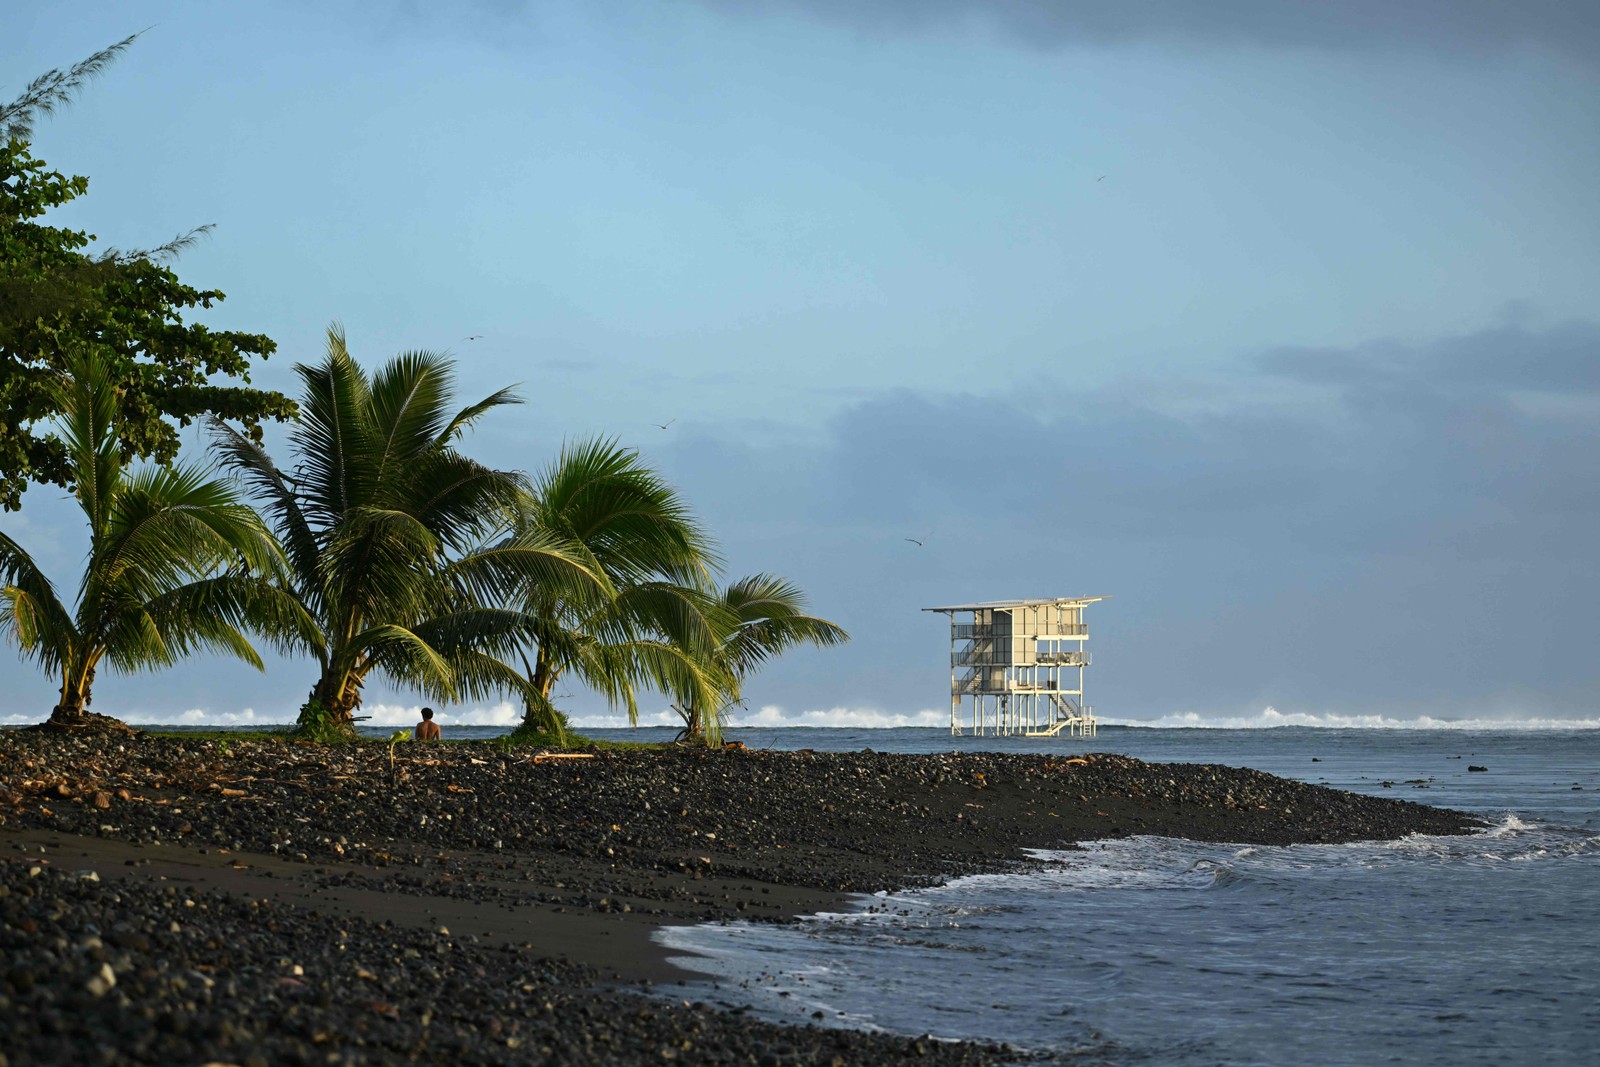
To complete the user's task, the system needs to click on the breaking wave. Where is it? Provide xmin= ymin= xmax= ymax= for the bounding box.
xmin=8 ymin=701 xmax=1595 ymax=731
xmin=1111 ymin=706 xmax=1600 ymax=731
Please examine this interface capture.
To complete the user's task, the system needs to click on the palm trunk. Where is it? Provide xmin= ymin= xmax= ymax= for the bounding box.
xmin=47 ymin=678 xmax=90 ymax=726
xmin=680 ymin=702 xmax=704 ymax=741
xmin=43 ymin=664 xmax=130 ymax=732
xmin=297 ymin=670 xmax=363 ymax=736
xmin=515 ymin=648 xmax=568 ymax=740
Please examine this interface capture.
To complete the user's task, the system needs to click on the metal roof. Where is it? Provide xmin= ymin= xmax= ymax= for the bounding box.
xmin=922 ymin=596 xmax=1110 ymax=612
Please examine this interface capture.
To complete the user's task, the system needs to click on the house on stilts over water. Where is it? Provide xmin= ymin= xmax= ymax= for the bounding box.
xmin=924 ymin=597 xmax=1108 ymax=737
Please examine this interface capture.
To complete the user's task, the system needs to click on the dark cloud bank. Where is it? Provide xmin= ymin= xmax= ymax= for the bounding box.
xmin=670 ymin=317 xmax=1600 ymax=720
xmin=714 ymin=0 xmax=1600 ymax=65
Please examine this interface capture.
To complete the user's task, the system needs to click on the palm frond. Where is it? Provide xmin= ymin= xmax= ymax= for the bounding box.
xmin=142 ymin=574 xmax=321 ymax=664
xmin=402 ymin=453 xmax=526 ymax=551
xmin=587 ymin=638 xmax=735 ymax=741
xmin=207 ymin=418 xmax=324 ymax=611
xmin=0 ymin=529 xmax=76 ymax=673
xmin=528 ymin=437 xmax=720 ymax=586
xmin=447 ymin=530 xmax=612 ymax=614
xmin=350 ymin=624 xmax=455 ymax=695
xmin=290 ymin=325 xmax=372 ymax=526
xmin=719 ymin=573 xmax=849 ymax=680
xmin=50 ymin=351 xmax=124 ymax=538
xmin=367 ymin=350 xmax=455 ymax=489
xmin=439 ymin=385 xmax=523 ymax=443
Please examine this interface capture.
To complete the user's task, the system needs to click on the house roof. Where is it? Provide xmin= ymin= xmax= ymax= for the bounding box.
xmin=922 ymin=596 xmax=1110 ymax=612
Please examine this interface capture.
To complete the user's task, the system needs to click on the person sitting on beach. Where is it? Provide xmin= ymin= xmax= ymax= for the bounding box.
xmin=415 ymin=707 xmax=442 ymax=741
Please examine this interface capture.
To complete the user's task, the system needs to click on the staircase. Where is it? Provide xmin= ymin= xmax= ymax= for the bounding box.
xmin=1026 ymin=694 xmax=1097 ymax=737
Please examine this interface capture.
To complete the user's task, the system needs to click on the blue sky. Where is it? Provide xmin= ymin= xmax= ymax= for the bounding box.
xmin=3 ymin=1 xmax=1598 ymax=727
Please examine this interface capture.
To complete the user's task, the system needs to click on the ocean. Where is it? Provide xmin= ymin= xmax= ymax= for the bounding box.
xmin=618 ymin=726 xmax=1600 ymax=1066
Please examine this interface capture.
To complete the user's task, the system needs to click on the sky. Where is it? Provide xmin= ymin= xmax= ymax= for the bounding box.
xmin=3 ymin=0 xmax=1598 ymax=728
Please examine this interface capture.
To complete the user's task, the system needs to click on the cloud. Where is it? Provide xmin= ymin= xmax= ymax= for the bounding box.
xmin=355 ymin=702 xmax=526 ymax=727
xmin=569 ymin=708 xmax=684 ymax=729
xmin=1115 ymin=707 xmax=1600 ymax=730
xmin=178 ymin=708 xmax=258 ymax=725
xmin=1258 ymin=319 xmax=1600 ymax=396
xmin=729 ymin=704 xmax=947 ymax=728
xmin=657 ymin=314 xmax=1600 ymax=719
xmin=794 ymin=317 xmax=1600 ymax=562
xmin=707 ymin=1 xmax=1600 ymax=65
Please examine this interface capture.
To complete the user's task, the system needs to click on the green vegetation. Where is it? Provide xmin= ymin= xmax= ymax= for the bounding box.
xmin=502 ymin=439 xmax=730 ymax=743
xmin=0 ymin=38 xmax=293 ymax=512
xmin=671 ymin=574 xmax=849 ymax=744
xmin=141 ymin=728 xmax=294 ymax=742
xmin=0 ymin=40 xmax=846 ymax=743
xmin=0 ymin=351 xmax=304 ymax=729
xmin=210 ymin=327 xmax=603 ymax=738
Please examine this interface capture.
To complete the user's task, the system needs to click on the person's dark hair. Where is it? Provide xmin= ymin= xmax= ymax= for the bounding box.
xmin=421 ymin=707 xmax=434 ymax=720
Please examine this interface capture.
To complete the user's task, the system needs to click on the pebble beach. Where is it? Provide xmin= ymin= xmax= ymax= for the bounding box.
xmin=0 ymin=732 xmax=1483 ymax=1065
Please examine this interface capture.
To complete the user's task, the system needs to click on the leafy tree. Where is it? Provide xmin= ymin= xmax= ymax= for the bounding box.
xmin=1 ymin=36 xmax=294 ymax=511
xmin=211 ymin=326 xmax=603 ymax=737
xmin=500 ymin=439 xmax=731 ymax=742
xmin=671 ymin=574 xmax=848 ymax=744
xmin=0 ymin=350 xmax=302 ymax=728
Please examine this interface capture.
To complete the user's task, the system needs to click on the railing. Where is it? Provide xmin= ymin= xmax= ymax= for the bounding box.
xmin=953 ymin=640 xmax=990 ymax=666
xmin=953 ymin=650 xmax=1092 ymax=668
xmin=952 ymin=624 xmax=1089 ymax=639
xmin=1048 ymin=693 xmax=1085 ymax=719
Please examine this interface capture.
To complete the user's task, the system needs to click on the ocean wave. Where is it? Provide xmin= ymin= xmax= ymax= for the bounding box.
xmin=11 ymin=700 xmax=1596 ymax=732
xmin=1102 ymin=707 xmax=1600 ymax=731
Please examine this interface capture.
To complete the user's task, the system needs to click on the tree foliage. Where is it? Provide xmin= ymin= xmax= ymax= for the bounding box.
xmin=0 ymin=349 xmax=302 ymax=727
xmin=501 ymin=439 xmax=729 ymax=741
xmin=0 ymin=38 xmax=293 ymax=511
xmin=212 ymin=326 xmax=604 ymax=736
xmin=672 ymin=574 xmax=849 ymax=744
xmin=0 ymin=34 xmax=139 ymax=142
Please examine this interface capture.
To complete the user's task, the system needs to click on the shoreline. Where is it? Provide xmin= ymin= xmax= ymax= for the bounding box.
xmin=0 ymin=824 xmax=851 ymax=988
xmin=1 ymin=732 xmax=1484 ymax=1065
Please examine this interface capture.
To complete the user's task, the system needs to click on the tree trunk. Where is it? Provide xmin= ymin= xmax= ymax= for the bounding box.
xmin=41 ymin=669 xmax=131 ymax=733
xmin=515 ymin=650 xmax=568 ymax=740
xmin=45 ymin=692 xmax=89 ymax=726
xmin=297 ymin=672 xmax=363 ymax=736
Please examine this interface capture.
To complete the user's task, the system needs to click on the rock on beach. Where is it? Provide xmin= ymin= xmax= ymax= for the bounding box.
xmin=0 ymin=732 xmax=1482 ymax=1065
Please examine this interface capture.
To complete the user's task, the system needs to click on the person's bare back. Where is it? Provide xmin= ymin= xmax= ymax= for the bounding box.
xmin=415 ymin=707 xmax=441 ymax=741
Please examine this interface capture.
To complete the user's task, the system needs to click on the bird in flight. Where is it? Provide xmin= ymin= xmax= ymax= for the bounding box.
xmin=463 ymin=334 xmax=483 ymax=341
xmin=1096 ymin=175 xmax=1106 ymax=182
xmin=655 ymin=419 xmax=676 ymax=430
xmin=904 ymin=533 xmax=929 ymax=547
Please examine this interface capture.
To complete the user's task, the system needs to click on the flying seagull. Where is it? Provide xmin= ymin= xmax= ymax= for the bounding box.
xmin=463 ymin=334 xmax=483 ymax=341
xmin=655 ymin=419 xmax=676 ymax=430
xmin=1096 ymin=175 xmax=1106 ymax=182
xmin=904 ymin=534 xmax=928 ymax=547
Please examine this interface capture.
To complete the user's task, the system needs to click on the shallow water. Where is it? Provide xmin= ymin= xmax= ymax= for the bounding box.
xmin=643 ymin=727 xmax=1600 ymax=1065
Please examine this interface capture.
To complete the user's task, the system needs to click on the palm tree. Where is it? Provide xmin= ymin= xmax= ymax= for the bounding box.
xmin=0 ymin=351 xmax=298 ymax=729
xmin=210 ymin=325 xmax=602 ymax=736
xmin=672 ymin=574 xmax=848 ymax=744
xmin=503 ymin=439 xmax=730 ymax=740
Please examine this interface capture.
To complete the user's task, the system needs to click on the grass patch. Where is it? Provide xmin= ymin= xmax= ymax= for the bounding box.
xmin=142 ymin=728 xmax=294 ymax=743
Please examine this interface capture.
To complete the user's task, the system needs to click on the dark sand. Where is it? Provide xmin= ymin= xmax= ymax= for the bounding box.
xmin=0 ymin=733 xmax=1483 ymax=1065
